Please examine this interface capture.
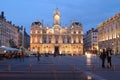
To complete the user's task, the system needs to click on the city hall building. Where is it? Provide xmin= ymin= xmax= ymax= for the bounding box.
xmin=30 ymin=8 xmax=83 ymax=55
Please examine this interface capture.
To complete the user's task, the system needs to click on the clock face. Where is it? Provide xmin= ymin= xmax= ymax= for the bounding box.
xmin=55 ymin=15 xmax=60 ymax=20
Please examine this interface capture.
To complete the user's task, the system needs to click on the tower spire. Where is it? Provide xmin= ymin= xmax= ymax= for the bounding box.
xmin=54 ymin=8 xmax=60 ymax=25
xmin=55 ymin=0 xmax=58 ymax=9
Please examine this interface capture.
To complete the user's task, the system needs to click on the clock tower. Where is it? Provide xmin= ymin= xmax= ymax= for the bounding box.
xmin=54 ymin=8 xmax=60 ymax=25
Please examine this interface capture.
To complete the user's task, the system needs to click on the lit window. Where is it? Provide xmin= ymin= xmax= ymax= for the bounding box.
xmin=40 ymin=26 xmax=42 ymax=28
xmin=71 ymin=31 xmax=73 ymax=34
xmin=76 ymin=31 xmax=78 ymax=34
xmin=41 ymin=31 xmax=42 ymax=34
xmin=81 ymin=40 xmax=83 ymax=43
xmin=81 ymin=31 xmax=83 ymax=34
xmin=37 ymin=31 xmax=40 ymax=33
xmin=36 ymin=30 xmax=37 ymax=34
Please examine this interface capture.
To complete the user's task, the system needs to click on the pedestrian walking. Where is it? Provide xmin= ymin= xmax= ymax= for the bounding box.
xmin=106 ymin=48 xmax=112 ymax=68
xmin=18 ymin=52 xmax=21 ymax=61
xmin=37 ymin=51 xmax=40 ymax=61
xmin=100 ymin=49 xmax=106 ymax=68
xmin=21 ymin=51 xmax=24 ymax=62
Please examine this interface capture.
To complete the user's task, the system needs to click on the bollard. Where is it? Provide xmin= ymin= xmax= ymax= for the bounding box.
xmin=72 ymin=64 xmax=75 ymax=73
xmin=50 ymin=64 xmax=54 ymax=73
xmin=30 ymin=64 xmax=32 ymax=72
xmin=8 ymin=64 xmax=11 ymax=72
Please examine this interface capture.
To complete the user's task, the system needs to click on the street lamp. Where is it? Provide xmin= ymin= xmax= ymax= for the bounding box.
xmin=117 ymin=34 xmax=120 ymax=55
xmin=111 ymin=42 xmax=114 ymax=55
xmin=0 ymin=40 xmax=1 ymax=46
xmin=116 ymin=35 xmax=119 ymax=55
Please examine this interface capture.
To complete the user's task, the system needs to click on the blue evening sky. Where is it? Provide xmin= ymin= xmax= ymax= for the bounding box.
xmin=0 ymin=0 xmax=120 ymax=34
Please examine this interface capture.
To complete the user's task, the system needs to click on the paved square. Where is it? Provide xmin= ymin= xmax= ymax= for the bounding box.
xmin=0 ymin=55 xmax=120 ymax=80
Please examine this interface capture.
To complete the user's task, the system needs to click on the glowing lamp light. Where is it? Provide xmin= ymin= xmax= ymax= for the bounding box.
xmin=4 ymin=50 xmax=6 ymax=53
xmin=59 ymin=51 xmax=61 ymax=54
xmin=76 ymin=31 xmax=78 ymax=34
xmin=85 ymin=52 xmax=92 ymax=58
xmin=87 ymin=75 xmax=92 ymax=80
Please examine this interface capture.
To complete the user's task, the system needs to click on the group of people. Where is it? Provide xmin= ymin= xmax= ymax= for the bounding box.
xmin=17 ymin=51 xmax=25 ymax=61
xmin=100 ymin=48 xmax=112 ymax=68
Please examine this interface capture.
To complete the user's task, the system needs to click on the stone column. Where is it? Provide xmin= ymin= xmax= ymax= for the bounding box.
xmin=46 ymin=35 xmax=49 ymax=43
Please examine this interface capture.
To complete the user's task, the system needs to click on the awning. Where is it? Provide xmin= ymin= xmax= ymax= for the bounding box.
xmin=0 ymin=46 xmax=19 ymax=51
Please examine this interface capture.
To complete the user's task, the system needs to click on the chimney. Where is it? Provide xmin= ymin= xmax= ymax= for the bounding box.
xmin=24 ymin=28 xmax=26 ymax=31
xmin=9 ymin=21 xmax=12 ymax=24
xmin=41 ymin=20 xmax=44 ymax=26
xmin=1 ymin=11 xmax=4 ymax=18
xmin=21 ymin=26 xmax=23 ymax=30
xmin=92 ymin=28 xmax=94 ymax=31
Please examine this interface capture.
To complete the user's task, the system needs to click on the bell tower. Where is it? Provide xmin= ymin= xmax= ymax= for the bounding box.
xmin=54 ymin=8 xmax=60 ymax=25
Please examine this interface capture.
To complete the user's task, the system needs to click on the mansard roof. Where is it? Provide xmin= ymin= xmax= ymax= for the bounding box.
xmin=72 ymin=21 xmax=82 ymax=26
xmin=31 ymin=21 xmax=42 ymax=27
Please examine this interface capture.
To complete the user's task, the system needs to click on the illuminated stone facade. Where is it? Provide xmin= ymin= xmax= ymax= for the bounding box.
xmin=30 ymin=9 xmax=83 ymax=55
xmin=98 ymin=13 xmax=120 ymax=55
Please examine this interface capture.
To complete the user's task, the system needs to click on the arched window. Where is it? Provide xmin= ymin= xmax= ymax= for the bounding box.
xmin=74 ymin=31 xmax=76 ymax=34
xmin=38 ymin=47 xmax=40 ymax=51
xmin=32 ymin=47 xmax=35 ymax=51
xmin=74 ymin=40 xmax=76 ymax=43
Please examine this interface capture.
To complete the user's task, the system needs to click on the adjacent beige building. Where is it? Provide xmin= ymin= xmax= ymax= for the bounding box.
xmin=30 ymin=8 xmax=83 ymax=55
xmin=98 ymin=13 xmax=120 ymax=55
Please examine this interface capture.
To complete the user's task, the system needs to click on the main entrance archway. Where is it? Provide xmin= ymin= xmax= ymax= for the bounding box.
xmin=54 ymin=46 xmax=59 ymax=55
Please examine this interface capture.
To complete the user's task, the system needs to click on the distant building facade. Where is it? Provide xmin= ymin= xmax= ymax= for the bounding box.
xmin=83 ymin=28 xmax=98 ymax=54
xmin=98 ymin=13 xmax=120 ymax=55
xmin=23 ymin=28 xmax=30 ymax=49
xmin=30 ymin=8 xmax=83 ymax=55
xmin=0 ymin=11 xmax=30 ymax=49
xmin=18 ymin=27 xmax=30 ymax=49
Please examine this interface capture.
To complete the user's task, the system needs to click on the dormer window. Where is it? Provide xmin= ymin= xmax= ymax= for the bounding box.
xmin=36 ymin=30 xmax=38 ymax=34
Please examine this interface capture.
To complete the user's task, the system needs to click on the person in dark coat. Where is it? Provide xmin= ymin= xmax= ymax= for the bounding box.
xmin=106 ymin=48 xmax=112 ymax=68
xmin=21 ymin=51 xmax=24 ymax=61
xmin=100 ymin=49 xmax=106 ymax=68
xmin=37 ymin=51 xmax=40 ymax=61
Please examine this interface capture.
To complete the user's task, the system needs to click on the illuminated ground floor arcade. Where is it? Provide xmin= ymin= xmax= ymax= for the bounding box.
xmin=30 ymin=43 xmax=83 ymax=55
